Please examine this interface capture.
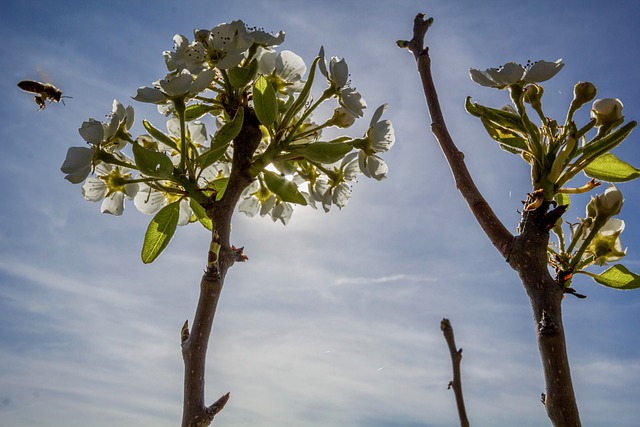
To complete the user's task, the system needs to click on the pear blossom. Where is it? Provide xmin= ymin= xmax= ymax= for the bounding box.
xmin=271 ymin=201 xmax=294 ymax=225
xmin=61 ymin=100 xmax=134 ymax=183
xmin=340 ymin=88 xmax=367 ymax=118
xmin=164 ymin=21 xmax=285 ymax=73
xmin=82 ymin=163 xmax=138 ymax=216
xmin=163 ymin=34 xmax=209 ymax=74
xmin=313 ymin=152 xmax=359 ymax=212
xmin=258 ymin=50 xmax=307 ymax=94
xmin=354 ymin=104 xmax=395 ymax=180
xmin=470 ymin=59 xmax=564 ymax=89
xmin=318 ymin=48 xmax=367 ymax=117
xmin=238 ymin=176 xmax=295 ymax=224
xmin=134 ymin=184 xmax=192 ymax=226
xmin=165 ymin=118 xmax=208 ymax=151
xmin=133 ymin=69 xmax=215 ymax=104
xmin=587 ymin=218 xmax=627 ymax=266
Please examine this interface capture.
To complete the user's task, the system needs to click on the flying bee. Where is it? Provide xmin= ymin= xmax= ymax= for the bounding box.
xmin=17 ymin=80 xmax=70 ymax=110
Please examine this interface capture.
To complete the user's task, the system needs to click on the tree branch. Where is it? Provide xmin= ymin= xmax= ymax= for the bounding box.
xmin=398 ymin=14 xmax=514 ymax=259
xmin=441 ymin=318 xmax=470 ymax=427
xmin=401 ymin=14 xmax=582 ymax=426
xmin=180 ymin=109 xmax=262 ymax=427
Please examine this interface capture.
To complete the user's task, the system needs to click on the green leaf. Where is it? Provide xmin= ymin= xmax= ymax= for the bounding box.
xmin=303 ymin=142 xmax=353 ymax=164
xmin=197 ymin=108 xmax=244 ymax=170
xmin=579 ymin=121 xmax=637 ymax=160
xmin=480 ymin=117 xmax=529 ymax=154
xmin=141 ymin=201 xmax=180 ymax=263
xmin=554 ymin=193 xmax=571 ymax=208
xmin=143 ymin=119 xmax=178 ymax=151
xmin=132 ymin=142 xmax=175 ymax=178
xmin=465 ymin=97 xmax=527 ymax=134
xmin=583 ymin=153 xmax=640 ymax=182
xmin=184 ymin=104 xmax=218 ymax=121
xmin=281 ymin=57 xmax=320 ymax=129
xmin=263 ymin=170 xmax=307 ymax=205
xmin=208 ymin=177 xmax=228 ymax=201
xmin=228 ymin=59 xmax=258 ymax=89
xmin=253 ymin=75 xmax=278 ymax=126
xmin=189 ymin=198 xmax=213 ymax=231
xmin=592 ymin=264 xmax=640 ymax=290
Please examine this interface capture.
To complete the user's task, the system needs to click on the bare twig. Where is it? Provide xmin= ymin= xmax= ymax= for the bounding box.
xmin=397 ymin=14 xmax=514 ymax=259
xmin=441 ymin=318 xmax=470 ymax=427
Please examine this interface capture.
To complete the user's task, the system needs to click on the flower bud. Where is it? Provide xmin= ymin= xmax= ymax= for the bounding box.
xmin=590 ymin=186 xmax=624 ymax=219
xmin=591 ymin=98 xmax=624 ymax=128
xmin=523 ymin=84 xmax=543 ymax=106
xmin=327 ymin=107 xmax=357 ymax=128
xmin=572 ymin=81 xmax=597 ymax=106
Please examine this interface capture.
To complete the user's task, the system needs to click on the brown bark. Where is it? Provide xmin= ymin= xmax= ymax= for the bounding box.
xmin=180 ymin=110 xmax=262 ymax=427
xmin=400 ymin=14 xmax=581 ymax=426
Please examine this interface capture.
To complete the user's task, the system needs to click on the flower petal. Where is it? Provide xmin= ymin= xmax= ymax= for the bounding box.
xmin=133 ymin=86 xmax=167 ymax=104
xmin=523 ymin=59 xmax=564 ymax=83
xmin=61 ymin=147 xmax=95 ymax=183
xmin=101 ymin=192 xmax=125 ymax=216
xmin=485 ymin=62 xmax=524 ymax=86
xmin=469 ymin=68 xmax=497 ymax=87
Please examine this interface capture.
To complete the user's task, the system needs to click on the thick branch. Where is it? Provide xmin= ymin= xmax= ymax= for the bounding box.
xmin=399 ymin=14 xmax=514 ymax=259
xmin=441 ymin=318 xmax=470 ymax=427
xmin=509 ymin=206 xmax=582 ymax=426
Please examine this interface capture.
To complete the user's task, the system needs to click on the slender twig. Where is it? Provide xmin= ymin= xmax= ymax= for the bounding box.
xmin=400 ymin=13 xmax=582 ymax=427
xmin=441 ymin=318 xmax=470 ymax=427
xmin=398 ymin=14 xmax=514 ymax=259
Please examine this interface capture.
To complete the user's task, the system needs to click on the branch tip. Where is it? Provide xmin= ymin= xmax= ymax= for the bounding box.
xmin=206 ymin=392 xmax=230 ymax=417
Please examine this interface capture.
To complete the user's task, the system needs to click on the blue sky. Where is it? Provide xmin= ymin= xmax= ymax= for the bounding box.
xmin=1 ymin=1 xmax=640 ymax=426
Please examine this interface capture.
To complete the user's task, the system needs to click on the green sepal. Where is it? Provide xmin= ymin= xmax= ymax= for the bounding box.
xmin=196 ymin=107 xmax=244 ymax=170
xmin=143 ymin=119 xmax=178 ymax=151
xmin=591 ymin=264 xmax=640 ymax=290
xmin=184 ymin=104 xmax=219 ymax=121
xmin=141 ymin=201 xmax=180 ymax=264
xmin=263 ymin=170 xmax=307 ymax=205
xmin=253 ymin=75 xmax=278 ymax=126
xmin=583 ymin=153 xmax=640 ymax=182
xmin=303 ymin=141 xmax=353 ymax=164
xmin=228 ymin=59 xmax=258 ymax=89
xmin=132 ymin=142 xmax=175 ymax=179
xmin=189 ymin=198 xmax=213 ymax=231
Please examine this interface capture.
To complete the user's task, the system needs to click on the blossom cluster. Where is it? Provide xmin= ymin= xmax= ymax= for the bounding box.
xmin=61 ymin=20 xmax=394 ymax=229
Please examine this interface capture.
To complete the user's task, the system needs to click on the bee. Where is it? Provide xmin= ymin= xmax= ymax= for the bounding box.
xmin=17 ymin=80 xmax=70 ymax=110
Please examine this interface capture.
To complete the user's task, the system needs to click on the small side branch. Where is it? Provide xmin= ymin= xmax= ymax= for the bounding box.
xmin=441 ymin=318 xmax=470 ymax=427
